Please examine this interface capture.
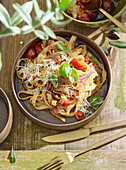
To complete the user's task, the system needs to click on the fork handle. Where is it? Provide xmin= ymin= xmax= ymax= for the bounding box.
xmin=77 ymin=128 xmax=126 ymax=156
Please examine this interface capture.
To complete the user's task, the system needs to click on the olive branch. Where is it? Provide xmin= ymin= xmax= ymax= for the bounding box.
xmin=0 ymin=0 xmax=75 ymax=40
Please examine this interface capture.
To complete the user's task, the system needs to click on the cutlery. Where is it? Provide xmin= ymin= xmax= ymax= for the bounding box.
xmin=42 ymin=120 xmax=126 ymax=143
xmin=84 ymin=0 xmax=126 ymax=33
xmin=41 ymin=128 xmax=126 ymax=169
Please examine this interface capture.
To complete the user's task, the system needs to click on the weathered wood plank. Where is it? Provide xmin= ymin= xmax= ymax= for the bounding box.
xmin=0 ymin=150 xmax=126 ymax=170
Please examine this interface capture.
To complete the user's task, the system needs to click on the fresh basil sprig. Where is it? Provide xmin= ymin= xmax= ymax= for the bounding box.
xmin=57 ymin=41 xmax=71 ymax=53
xmin=0 ymin=52 xmax=2 ymax=71
xmin=88 ymin=95 xmax=103 ymax=110
xmin=0 ymin=0 xmax=74 ymax=40
xmin=59 ymin=62 xmax=79 ymax=84
xmin=69 ymin=67 xmax=79 ymax=84
xmin=109 ymin=41 xmax=126 ymax=48
xmin=59 ymin=62 xmax=71 ymax=78
xmin=10 ymin=146 xmax=16 ymax=163
xmin=50 ymin=73 xmax=58 ymax=88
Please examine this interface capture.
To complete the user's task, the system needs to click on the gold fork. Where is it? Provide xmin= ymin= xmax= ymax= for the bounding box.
xmin=39 ymin=128 xmax=126 ymax=169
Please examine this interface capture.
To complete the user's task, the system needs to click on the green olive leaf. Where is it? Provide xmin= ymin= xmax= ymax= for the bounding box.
xmin=0 ymin=3 xmax=11 ymax=27
xmin=69 ymin=67 xmax=79 ymax=84
xmin=59 ymin=62 xmax=71 ymax=78
xmin=41 ymin=10 xmax=54 ymax=25
xmin=50 ymin=74 xmax=58 ymax=88
xmin=42 ymin=25 xmax=56 ymax=39
xmin=109 ymin=41 xmax=126 ymax=48
xmin=57 ymin=41 xmax=71 ymax=53
xmin=0 ymin=52 xmax=2 ymax=71
xmin=34 ymin=30 xmax=48 ymax=40
xmin=0 ymin=27 xmax=20 ymax=37
xmin=10 ymin=146 xmax=16 ymax=163
xmin=33 ymin=0 xmax=44 ymax=19
xmin=21 ymin=25 xmax=33 ymax=35
xmin=87 ymin=56 xmax=97 ymax=64
xmin=46 ymin=0 xmax=52 ymax=10
xmin=11 ymin=1 xmax=33 ymax=26
xmin=88 ymin=95 xmax=103 ymax=110
xmin=12 ymin=3 xmax=32 ymax=25
xmin=51 ymin=17 xmax=72 ymax=27
xmin=100 ymin=46 xmax=109 ymax=55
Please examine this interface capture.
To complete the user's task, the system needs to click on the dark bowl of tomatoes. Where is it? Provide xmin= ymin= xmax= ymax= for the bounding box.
xmin=63 ymin=0 xmax=126 ymax=27
xmin=11 ymin=30 xmax=112 ymax=130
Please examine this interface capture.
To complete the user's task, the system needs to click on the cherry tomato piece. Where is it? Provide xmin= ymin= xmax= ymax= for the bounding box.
xmin=72 ymin=58 xmax=87 ymax=71
xmin=25 ymin=48 xmax=36 ymax=59
xmin=84 ymin=56 xmax=89 ymax=64
xmin=75 ymin=111 xmax=85 ymax=120
xmin=63 ymin=98 xmax=73 ymax=106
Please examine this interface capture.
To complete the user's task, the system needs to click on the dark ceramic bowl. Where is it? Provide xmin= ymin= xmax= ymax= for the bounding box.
xmin=11 ymin=30 xmax=112 ymax=130
xmin=63 ymin=0 xmax=126 ymax=27
xmin=0 ymin=88 xmax=13 ymax=143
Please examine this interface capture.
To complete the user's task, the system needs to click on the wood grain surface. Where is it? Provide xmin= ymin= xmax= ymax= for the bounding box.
xmin=0 ymin=0 xmax=126 ymax=169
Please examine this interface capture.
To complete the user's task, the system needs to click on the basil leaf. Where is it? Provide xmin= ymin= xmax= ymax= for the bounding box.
xmin=21 ymin=25 xmax=33 ymax=35
xmin=108 ymin=24 xmax=124 ymax=33
xmin=109 ymin=41 xmax=126 ymax=47
xmin=41 ymin=10 xmax=54 ymax=25
xmin=46 ymin=0 xmax=52 ymax=10
xmin=10 ymin=147 xmax=16 ymax=163
xmin=42 ymin=25 xmax=56 ymax=39
xmin=51 ymin=18 xmax=72 ymax=27
xmin=50 ymin=74 xmax=58 ymax=88
xmin=0 ymin=52 xmax=2 ymax=71
xmin=88 ymin=95 xmax=103 ymax=110
xmin=57 ymin=41 xmax=71 ymax=53
xmin=59 ymin=0 xmax=76 ymax=11
xmin=59 ymin=62 xmax=71 ymax=78
xmin=11 ymin=1 xmax=33 ymax=26
xmin=33 ymin=0 xmax=44 ymax=19
xmin=0 ymin=4 xmax=11 ymax=27
xmin=12 ymin=3 xmax=32 ymax=25
xmin=69 ymin=67 xmax=79 ymax=84
xmin=87 ymin=56 xmax=97 ymax=64
xmin=34 ymin=30 xmax=48 ymax=40
xmin=100 ymin=46 xmax=109 ymax=55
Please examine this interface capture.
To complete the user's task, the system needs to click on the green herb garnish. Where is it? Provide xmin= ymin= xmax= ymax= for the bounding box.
xmin=59 ymin=62 xmax=79 ymax=84
xmin=50 ymin=73 xmax=58 ymax=88
xmin=69 ymin=67 xmax=79 ymax=84
xmin=10 ymin=146 xmax=16 ymax=163
xmin=88 ymin=95 xmax=103 ymax=110
xmin=57 ymin=41 xmax=71 ymax=53
xmin=109 ymin=41 xmax=126 ymax=47
xmin=0 ymin=52 xmax=2 ymax=71
xmin=59 ymin=62 xmax=71 ymax=78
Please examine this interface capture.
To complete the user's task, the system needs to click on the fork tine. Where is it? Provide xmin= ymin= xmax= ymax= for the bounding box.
xmin=47 ymin=161 xmax=63 ymax=170
xmin=40 ymin=156 xmax=63 ymax=170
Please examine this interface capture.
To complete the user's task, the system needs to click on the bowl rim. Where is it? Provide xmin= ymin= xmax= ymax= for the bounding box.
xmin=62 ymin=4 xmax=126 ymax=25
xmin=0 ymin=88 xmax=13 ymax=143
xmin=11 ymin=30 xmax=112 ymax=130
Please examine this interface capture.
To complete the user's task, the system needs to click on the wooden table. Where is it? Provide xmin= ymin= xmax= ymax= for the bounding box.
xmin=0 ymin=1 xmax=126 ymax=169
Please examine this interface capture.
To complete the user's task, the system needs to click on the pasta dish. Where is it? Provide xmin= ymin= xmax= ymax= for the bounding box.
xmin=16 ymin=35 xmax=107 ymax=122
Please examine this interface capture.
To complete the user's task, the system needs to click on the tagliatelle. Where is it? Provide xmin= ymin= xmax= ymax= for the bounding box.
xmin=16 ymin=35 xmax=107 ymax=122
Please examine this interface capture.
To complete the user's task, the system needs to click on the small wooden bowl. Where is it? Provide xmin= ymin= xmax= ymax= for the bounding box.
xmin=12 ymin=30 xmax=112 ymax=130
xmin=0 ymin=88 xmax=13 ymax=143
